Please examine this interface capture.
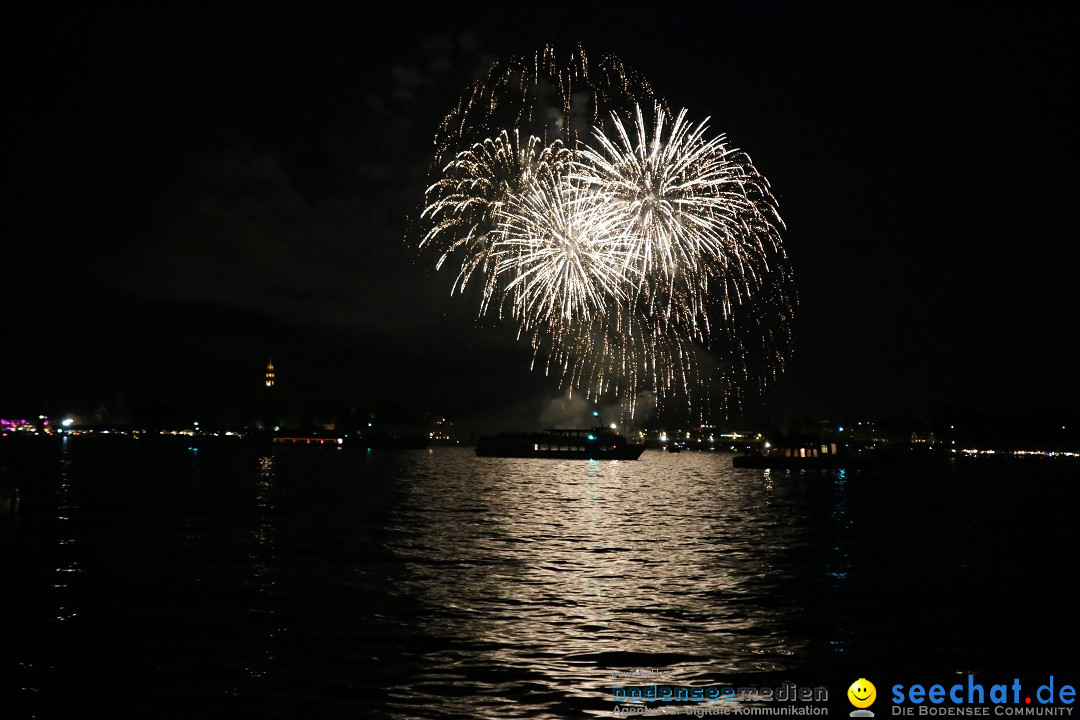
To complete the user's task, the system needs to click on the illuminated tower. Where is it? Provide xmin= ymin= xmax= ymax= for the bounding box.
xmin=265 ymin=360 xmax=275 ymax=388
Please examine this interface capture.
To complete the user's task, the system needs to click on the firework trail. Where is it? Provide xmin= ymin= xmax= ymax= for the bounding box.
xmin=431 ymin=46 xmax=658 ymax=164
xmin=420 ymin=46 xmax=794 ymax=418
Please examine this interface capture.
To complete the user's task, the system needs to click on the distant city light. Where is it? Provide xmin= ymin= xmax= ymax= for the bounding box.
xmin=62 ymin=418 xmax=73 ymax=428
xmin=610 ymin=423 xmax=616 ymax=429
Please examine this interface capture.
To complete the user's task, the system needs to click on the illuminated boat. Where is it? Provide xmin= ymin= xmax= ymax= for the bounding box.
xmin=732 ymin=440 xmax=867 ymax=469
xmin=475 ymin=428 xmax=646 ymax=460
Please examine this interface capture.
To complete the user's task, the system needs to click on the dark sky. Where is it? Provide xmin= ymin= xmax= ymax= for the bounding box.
xmin=7 ymin=3 xmax=1078 ymax=428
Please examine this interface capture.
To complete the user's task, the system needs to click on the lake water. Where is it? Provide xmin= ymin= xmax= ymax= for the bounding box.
xmin=2 ymin=439 xmax=1077 ymax=717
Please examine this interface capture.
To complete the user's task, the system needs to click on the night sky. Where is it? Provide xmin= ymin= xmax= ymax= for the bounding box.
xmin=8 ymin=3 xmax=1078 ymax=429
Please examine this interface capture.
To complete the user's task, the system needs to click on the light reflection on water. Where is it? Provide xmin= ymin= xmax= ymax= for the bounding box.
xmin=4 ymin=441 xmax=1076 ymax=718
xmin=386 ymin=449 xmax=813 ymax=717
xmin=53 ymin=436 xmax=82 ymax=622
xmin=242 ymin=454 xmax=279 ymax=683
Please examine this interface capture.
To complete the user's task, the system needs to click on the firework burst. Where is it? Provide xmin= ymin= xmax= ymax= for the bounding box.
xmin=494 ymin=172 xmax=639 ymax=330
xmin=419 ymin=47 xmax=795 ymax=418
xmin=421 ymin=130 xmax=572 ymax=316
xmin=574 ymin=104 xmax=787 ymax=327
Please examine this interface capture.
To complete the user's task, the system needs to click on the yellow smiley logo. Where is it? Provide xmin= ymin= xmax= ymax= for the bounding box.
xmin=848 ymin=678 xmax=877 ymax=708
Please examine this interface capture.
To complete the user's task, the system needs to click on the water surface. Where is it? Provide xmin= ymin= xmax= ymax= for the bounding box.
xmin=2 ymin=440 xmax=1076 ymax=717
